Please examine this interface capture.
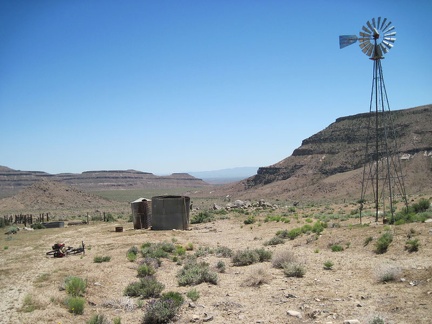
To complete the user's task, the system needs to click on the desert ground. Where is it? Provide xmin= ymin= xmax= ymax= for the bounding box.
xmin=1 ymin=196 xmax=432 ymax=324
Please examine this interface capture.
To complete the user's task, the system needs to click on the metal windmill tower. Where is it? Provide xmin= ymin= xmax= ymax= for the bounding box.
xmin=339 ymin=17 xmax=408 ymax=223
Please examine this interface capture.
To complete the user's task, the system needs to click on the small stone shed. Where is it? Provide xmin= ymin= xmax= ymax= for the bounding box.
xmin=130 ymin=198 xmax=152 ymax=229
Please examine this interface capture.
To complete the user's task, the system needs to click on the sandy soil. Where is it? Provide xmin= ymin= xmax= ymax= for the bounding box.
xmin=1 ymin=211 xmax=432 ymax=324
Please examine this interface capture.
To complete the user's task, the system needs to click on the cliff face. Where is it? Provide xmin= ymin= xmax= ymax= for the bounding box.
xmin=241 ymin=104 xmax=432 ymax=200
xmin=0 ymin=168 xmax=208 ymax=198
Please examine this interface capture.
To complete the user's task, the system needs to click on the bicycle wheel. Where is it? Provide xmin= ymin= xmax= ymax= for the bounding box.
xmin=68 ymin=247 xmax=84 ymax=255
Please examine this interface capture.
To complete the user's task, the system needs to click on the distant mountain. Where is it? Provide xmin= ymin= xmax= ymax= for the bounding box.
xmin=188 ymin=167 xmax=258 ymax=184
xmin=0 ymin=168 xmax=209 ymax=198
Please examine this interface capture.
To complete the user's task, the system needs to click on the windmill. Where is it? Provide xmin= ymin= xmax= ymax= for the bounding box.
xmin=339 ymin=18 xmax=408 ymax=223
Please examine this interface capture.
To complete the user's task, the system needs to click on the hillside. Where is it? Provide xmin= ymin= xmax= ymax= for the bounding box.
xmin=212 ymin=104 xmax=432 ymax=202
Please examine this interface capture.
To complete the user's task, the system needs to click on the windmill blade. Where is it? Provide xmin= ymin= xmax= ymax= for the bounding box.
xmin=383 ymin=25 xmax=395 ymax=34
xmin=366 ymin=20 xmax=374 ymax=32
xmin=379 ymin=43 xmax=389 ymax=54
xmin=366 ymin=44 xmax=375 ymax=57
xmin=359 ymin=31 xmax=371 ymax=38
xmin=382 ymin=20 xmax=392 ymax=32
xmin=362 ymin=25 xmax=372 ymax=34
xmin=339 ymin=35 xmax=358 ymax=48
xmin=361 ymin=42 xmax=373 ymax=55
xmin=384 ymin=37 xmax=396 ymax=43
xmin=382 ymin=40 xmax=394 ymax=50
xmin=359 ymin=42 xmax=369 ymax=51
xmin=380 ymin=17 xmax=387 ymax=30
xmin=372 ymin=18 xmax=377 ymax=28
xmin=384 ymin=31 xmax=396 ymax=37
xmin=377 ymin=17 xmax=382 ymax=29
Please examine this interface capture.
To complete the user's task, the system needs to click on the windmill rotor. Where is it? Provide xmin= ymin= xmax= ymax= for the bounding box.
xmin=339 ymin=17 xmax=396 ymax=59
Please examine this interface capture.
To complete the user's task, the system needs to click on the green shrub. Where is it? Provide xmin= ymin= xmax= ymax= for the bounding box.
xmin=175 ymin=245 xmax=186 ymax=256
xmin=232 ymin=249 xmax=259 ymax=266
xmin=126 ymin=246 xmax=138 ymax=262
xmin=331 ymin=244 xmax=344 ymax=252
xmin=104 ymin=213 xmax=116 ymax=222
xmin=363 ymin=236 xmax=373 ymax=247
xmin=412 ymin=198 xmax=430 ymax=213
xmin=283 ymin=262 xmax=306 ymax=278
xmin=64 ymin=276 xmax=86 ymax=297
xmin=142 ymin=299 xmax=178 ymax=324
xmin=137 ymin=263 xmax=156 ymax=277
xmin=190 ymin=211 xmax=215 ymax=224
xmin=21 ymin=294 xmax=39 ymax=312
xmin=194 ymin=246 xmax=213 ymax=257
xmin=255 ymin=248 xmax=272 ymax=262
xmin=87 ymin=314 xmax=110 ymax=324
xmin=369 ymin=316 xmax=385 ymax=324
xmin=66 ymin=296 xmax=85 ymax=315
xmin=177 ymin=261 xmax=218 ymax=286
xmin=93 ymin=256 xmax=111 ymax=263
xmin=244 ymin=215 xmax=256 ymax=225
xmin=216 ymin=260 xmax=226 ymax=273
xmin=375 ymin=232 xmax=393 ymax=254
xmin=124 ymin=276 xmax=164 ymax=298
xmin=215 ymin=246 xmax=233 ymax=258
xmin=275 ymin=229 xmax=289 ymax=239
xmin=405 ymin=238 xmax=420 ymax=252
xmin=6 ymin=226 xmax=18 ymax=234
xmin=323 ymin=260 xmax=334 ymax=270
xmin=141 ymin=242 xmax=175 ymax=259
xmin=312 ymin=221 xmax=326 ymax=234
xmin=264 ymin=236 xmax=285 ymax=246
xmin=127 ymin=251 xmax=137 ymax=262
xmin=161 ymin=291 xmax=184 ymax=308
xmin=31 ymin=223 xmax=45 ymax=230
xmin=186 ymin=288 xmax=200 ymax=301
xmin=287 ymin=228 xmax=303 ymax=240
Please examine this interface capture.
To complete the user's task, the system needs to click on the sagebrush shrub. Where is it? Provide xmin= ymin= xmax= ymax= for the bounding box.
xmin=232 ymin=249 xmax=259 ymax=266
xmin=66 ymin=296 xmax=85 ymax=315
xmin=177 ymin=261 xmax=218 ymax=286
xmin=375 ymin=264 xmax=401 ymax=283
xmin=272 ymin=250 xmax=297 ymax=269
xmin=375 ymin=231 xmax=393 ymax=254
xmin=190 ymin=211 xmax=215 ymax=224
xmin=264 ymin=236 xmax=285 ymax=246
xmin=137 ymin=263 xmax=156 ymax=277
xmin=405 ymin=238 xmax=420 ymax=252
xmin=331 ymin=244 xmax=344 ymax=252
xmin=283 ymin=262 xmax=306 ymax=278
xmin=243 ymin=265 xmax=271 ymax=287
xmin=142 ymin=299 xmax=178 ymax=324
xmin=186 ymin=288 xmax=200 ymax=301
xmin=87 ymin=314 xmax=110 ymax=324
xmin=64 ymin=276 xmax=86 ymax=297
xmin=124 ymin=276 xmax=164 ymax=298
xmin=215 ymin=246 xmax=233 ymax=258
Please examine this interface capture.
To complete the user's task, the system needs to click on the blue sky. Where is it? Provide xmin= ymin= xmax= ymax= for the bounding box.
xmin=1 ymin=1 xmax=431 ymax=175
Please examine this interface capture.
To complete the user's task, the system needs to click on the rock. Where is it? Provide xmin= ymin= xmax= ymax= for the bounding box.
xmin=203 ymin=313 xmax=213 ymax=322
xmin=191 ymin=314 xmax=200 ymax=322
xmin=213 ymin=204 xmax=223 ymax=210
xmin=343 ymin=320 xmax=360 ymax=324
xmin=287 ymin=310 xmax=302 ymax=318
xmin=424 ymin=218 xmax=432 ymax=223
xmin=189 ymin=302 xmax=196 ymax=308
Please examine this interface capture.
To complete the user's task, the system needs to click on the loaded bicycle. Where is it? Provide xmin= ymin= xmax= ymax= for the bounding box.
xmin=46 ymin=241 xmax=85 ymax=258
